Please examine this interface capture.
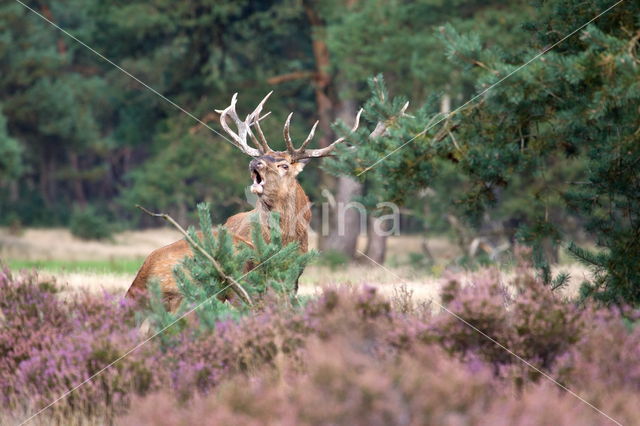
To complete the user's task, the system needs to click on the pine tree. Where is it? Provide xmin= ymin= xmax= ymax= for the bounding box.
xmin=146 ymin=203 xmax=316 ymax=339
xmin=329 ymin=1 xmax=640 ymax=305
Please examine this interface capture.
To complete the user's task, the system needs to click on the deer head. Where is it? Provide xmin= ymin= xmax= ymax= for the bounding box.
xmin=216 ymin=92 xmax=362 ymax=205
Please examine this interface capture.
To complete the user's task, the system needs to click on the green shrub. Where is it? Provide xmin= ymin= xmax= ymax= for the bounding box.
xmin=407 ymin=252 xmax=433 ymax=270
xmin=147 ymin=203 xmax=316 ymax=338
xmin=69 ymin=206 xmax=113 ymax=240
xmin=319 ymin=250 xmax=349 ymax=271
xmin=5 ymin=212 xmax=23 ymax=236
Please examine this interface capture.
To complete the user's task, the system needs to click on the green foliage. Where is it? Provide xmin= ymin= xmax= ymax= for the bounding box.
xmin=0 ymin=0 xmax=538 ymax=241
xmin=325 ymin=0 xmax=533 ymax=101
xmin=120 ymin=133 xmax=247 ymax=226
xmin=329 ymin=1 xmax=640 ymax=305
xmin=243 ymin=212 xmax=316 ymax=297
xmin=318 ymin=250 xmax=350 ymax=271
xmin=69 ymin=205 xmax=113 ymax=240
xmin=7 ymin=258 xmax=143 ymax=275
xmin=146 ymin=203 xmax=316 ymax=338
xmin=3 ymin=0 xmax=638 ymax=305
xmin=146 ymin=280 xmax=188 ymax=348
xmin=0 ymin=0 xmax=322 ymax=225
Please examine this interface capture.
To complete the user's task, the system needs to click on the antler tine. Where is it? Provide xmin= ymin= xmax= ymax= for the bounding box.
xmin=215 ymin=93 xmax=264 ymax=157
xmin=246 ymin=126 xmax=267 ymax=153
xmin=283 ymin=113 xmax=296 ymax=154
xmin=351 ymin=108 xmax=364 ymax=132
xmin=248 ymin=91 xmax=274 ymax=153
xmin=253 ymin=91 xmax=273 ymax=114
xmin=297 ymin=108 xmax=364 ymax=159
xmin=257 ymin=111 xmax=272 ymax=121
xmin=399 ymin=101 xmax=410 ymax=115
xmin=297 ymin=120 xmax=319 ymax=152
xmin=217 ymin=94 xmax=244 ymax=148
xmin=249 ymin=114 xmax=271 ymax=153
xmin=370 ymin=101 xmax=411 ymax=139
xmin=246 ymin=111 xmax=269 ymax=153
xmin=283 ymin=114 xmax=318 ymax=157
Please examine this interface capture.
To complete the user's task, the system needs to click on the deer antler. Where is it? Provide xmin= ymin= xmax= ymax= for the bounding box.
xmin=217 ymin=92 xmax=408 ymax=161
xmin=369 ymin=101 xmax=410 ymax=139
xmin=284 ymin=108 xmax=364 ymax=160
xmin=215 ymin=92 xmax=274 ymax=156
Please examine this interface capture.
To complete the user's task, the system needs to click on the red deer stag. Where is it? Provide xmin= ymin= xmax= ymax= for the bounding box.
xmin=125 ymin=92 xmax=362 ymax=309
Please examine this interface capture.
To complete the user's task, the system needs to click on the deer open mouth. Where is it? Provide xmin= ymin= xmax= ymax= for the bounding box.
xmin=251 ymin=170 xmax=264 ymax=195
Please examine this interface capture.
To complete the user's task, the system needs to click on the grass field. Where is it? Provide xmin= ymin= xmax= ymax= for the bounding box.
xmin=7 ymin=258 xmax=145 ymax=275
xmin=0 ymin=227 xmax=592 ymax=302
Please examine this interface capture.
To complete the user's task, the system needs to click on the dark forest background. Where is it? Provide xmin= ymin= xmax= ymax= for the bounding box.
xmin=0 ymin=0 xmax=537 ymax=249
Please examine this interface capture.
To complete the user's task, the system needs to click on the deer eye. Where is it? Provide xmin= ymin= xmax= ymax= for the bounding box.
xmin=280 ymin=164 xmax=289 ymax=170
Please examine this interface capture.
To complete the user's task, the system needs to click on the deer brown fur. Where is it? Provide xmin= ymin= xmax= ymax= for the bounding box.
xmin=125 ymin=232 xmax=254 ymax=311
xmin=125 ymin=92 xmax=361 ymax=309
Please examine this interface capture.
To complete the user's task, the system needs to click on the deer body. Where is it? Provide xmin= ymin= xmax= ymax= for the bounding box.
xmin=125 ymin=92 xmax=356 ymax=309
xmin=125 ymin=233 xmax=252 ymax=311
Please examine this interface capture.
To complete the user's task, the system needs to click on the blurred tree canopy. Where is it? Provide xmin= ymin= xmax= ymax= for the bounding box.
xmin=0 ymin=0 xmax=322 ymax=225
xmin=0 ymin=0 xmax=529 ymax=228
xmin=0 ymin=110 xmax=22 ymax=181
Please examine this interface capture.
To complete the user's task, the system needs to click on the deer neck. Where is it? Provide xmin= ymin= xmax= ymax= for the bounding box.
xmin=255 ymin=181 xmax=309 ymax=249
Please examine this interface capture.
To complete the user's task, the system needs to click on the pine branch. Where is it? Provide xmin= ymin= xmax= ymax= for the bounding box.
xmin=136 ymin=205 xmax=253 ymax=307
xmin=567 ymin=242 xmax=605 ymax=268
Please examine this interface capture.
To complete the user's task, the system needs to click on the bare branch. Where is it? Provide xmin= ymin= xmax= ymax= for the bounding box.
xmin=267 ymin=70 xmax=316 ymax=85
xmin=189 ymin=112 xmax=219 ymax=135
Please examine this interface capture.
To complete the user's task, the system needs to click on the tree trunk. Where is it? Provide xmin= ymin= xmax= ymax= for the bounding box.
xmin=323 ymin=175 xmax=364 ymax=256
xmin=47 ymin=155 xmax=57 ymax=204
xmin=39 ymin=153 xmax=51 ymax=209
xmin=542 ymin=237 xmax=559 ymax=264
xmin=9 ymin=181 xmax=18 ymax=203
xmin=364 ymin=215 xmax=389 ymax=263
xmin=302 ymin=0 xmax=333 ymax=151
xmin=38 ymin=150 xmax=57 ymax=209
xmin=69 ymin=151 xmax=86 ymax=207
xmin=322 ymin=88 xmax=365 ymax=257
xmin=361 ymin=82 xmax=406 ymax=264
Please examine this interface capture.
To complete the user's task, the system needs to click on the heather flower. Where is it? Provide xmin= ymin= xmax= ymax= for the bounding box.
xmin=1 ymin=265 xmax=639 ymax=424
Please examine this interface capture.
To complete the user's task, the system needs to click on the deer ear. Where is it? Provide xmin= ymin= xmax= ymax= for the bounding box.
xmin=292 ymin=158 xmax=310 ymax=176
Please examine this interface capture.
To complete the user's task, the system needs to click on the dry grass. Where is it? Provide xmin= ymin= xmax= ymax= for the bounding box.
xmin=0 ymin=227 xmax=452 ymax=262
xmin=1 ymin=227 xmax=592 ymax=303
xmin=0 ymin=227 xmax=182 ymax=261
xmin=26 ymin=261 xmax=593 ymax=308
